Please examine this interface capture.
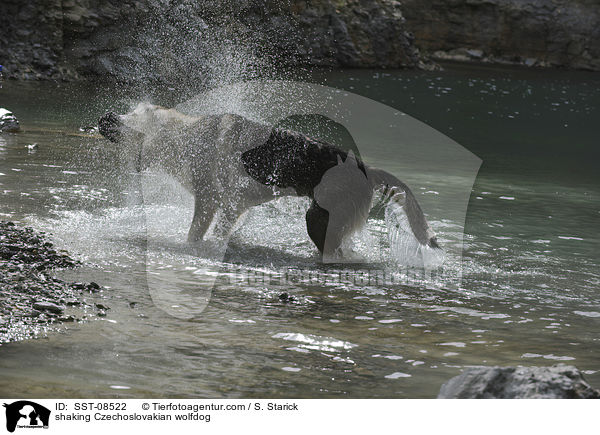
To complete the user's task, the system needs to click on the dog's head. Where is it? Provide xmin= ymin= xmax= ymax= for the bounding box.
xmin=98 ymin=102 xmax=198 ymax=172
xmin=99 ymin=103 xmax=165 ymax=172
xmin=99 ymin=102 xmax=166 ymax=143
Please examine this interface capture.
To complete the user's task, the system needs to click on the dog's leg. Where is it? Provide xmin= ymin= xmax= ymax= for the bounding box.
xmin=306 ymin=198 xmax=368 ymax=260
xmin=305 ymin=200 xmax=329 ymax=254
xmin=188 ymin=196 xmax=217 ymax=243
xmin=321 ymin=211 xmax=350 ymax=261
xmin=210 ymin=206 xmax=240 ymax=241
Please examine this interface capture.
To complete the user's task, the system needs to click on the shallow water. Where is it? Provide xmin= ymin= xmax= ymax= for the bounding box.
xmin=0 ymin=64 xmax=599 ymax=398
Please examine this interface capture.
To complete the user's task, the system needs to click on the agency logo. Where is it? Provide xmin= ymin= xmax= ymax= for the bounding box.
xmin=3 ymin=401 xmax=50 ymax=433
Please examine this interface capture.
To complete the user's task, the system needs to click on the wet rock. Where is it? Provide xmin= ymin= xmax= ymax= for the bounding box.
xmin=59 ymin=315 xmax=76 ymax=323
xmin=466 ymin=49 xmax=483 ymax=59
xmin=438 ymin=365 xmax=600 ymax=399
xmin=79 ymin=125 xmax=98 ymax=134
xmin=278 ymin=292 xmax=296 ymax=303
xmin=32 ymin=301 xmax=64 ymax=314
xmin=0 ymin=108 xmax=20 ymax=133
xmin=524 ymin=58 xmax=538 ymax=67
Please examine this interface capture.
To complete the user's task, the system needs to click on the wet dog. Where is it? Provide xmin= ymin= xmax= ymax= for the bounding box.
xmin=99 ymin=102 xmax=439 ymax=260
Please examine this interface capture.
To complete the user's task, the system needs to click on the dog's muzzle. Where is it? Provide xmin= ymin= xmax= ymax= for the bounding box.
xmin=99 ymin=111 xmax=125 ymax=142
xmin=98 ymin=111 xmax=144 ymax=172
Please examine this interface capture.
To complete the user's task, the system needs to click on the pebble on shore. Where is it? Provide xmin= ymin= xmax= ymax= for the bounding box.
xmin=0 ymin=221 xmax=104 ymax=343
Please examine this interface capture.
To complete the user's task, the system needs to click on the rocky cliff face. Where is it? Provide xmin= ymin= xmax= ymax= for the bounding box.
xmin=0 ymin=0 xmax=421 ymax=81
xmin=401 ymin=0 xmax=600 ymax=70
xmin=2 ymin=0 xmax=597 ymax=81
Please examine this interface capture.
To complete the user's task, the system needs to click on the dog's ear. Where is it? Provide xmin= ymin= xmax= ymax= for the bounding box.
xmin=336 ymin=154 xmax=343 ymax=165
xmin=345 ymin=149 xmax=368 ymax=177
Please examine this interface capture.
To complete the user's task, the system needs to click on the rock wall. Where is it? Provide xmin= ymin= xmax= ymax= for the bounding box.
xmin=2 ymin=0 xmax=597 ymax=80
xmin=401 ymin=0 xmax=600 ymax=70
xmin=0 ymin=0 xmax=421 ymax=81
xmin=0 ymin=0 xmax=66 ymax=80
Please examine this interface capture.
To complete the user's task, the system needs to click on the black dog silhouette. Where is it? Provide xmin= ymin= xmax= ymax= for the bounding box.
xmin=3 ymin=401 xmax=51 ymax=433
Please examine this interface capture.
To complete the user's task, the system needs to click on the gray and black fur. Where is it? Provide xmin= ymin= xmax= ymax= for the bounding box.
xmin=99 ymin=108 xmax=439 ymax=258
xmin=241 ymin=127 xmax=440 ymax=253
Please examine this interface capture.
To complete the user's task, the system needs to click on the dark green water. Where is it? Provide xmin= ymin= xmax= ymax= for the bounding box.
xmin=0 ymin=64 xmax=598 ymax=398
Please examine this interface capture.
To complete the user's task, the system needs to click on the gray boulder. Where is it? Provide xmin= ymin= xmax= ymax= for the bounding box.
xmin=438 ymin=365 xmax=600 ymax=399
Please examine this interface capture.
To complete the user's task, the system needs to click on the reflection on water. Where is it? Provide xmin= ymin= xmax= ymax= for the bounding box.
xmin=0 ymin=65 xmax=599 ymax=398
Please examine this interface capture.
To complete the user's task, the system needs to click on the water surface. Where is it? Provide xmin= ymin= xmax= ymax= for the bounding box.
xmin=0 ymin=65 xmax=598 ymax=398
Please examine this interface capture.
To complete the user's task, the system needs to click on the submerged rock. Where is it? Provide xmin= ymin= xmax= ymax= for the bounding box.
xmin=278 ymin=292 xmax=296 ymax=303
xmin=438 ymin=365 xmax=600 ymax=399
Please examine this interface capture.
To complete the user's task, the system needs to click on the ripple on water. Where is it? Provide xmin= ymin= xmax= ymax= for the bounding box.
xmin=384 ymin=372 xmax=411 ymax=379
xmin=439 ymin=342 xmax=466 ymax=348
xmin=372 ymin=354 xmax=403 ymax=360
xmin=521 ymin=353 xmax=576 ymax=361
xmin=573 ymin=311 xmax=600 ymax=318
xmin=286 ymin=346 xmax=311 ymax=354
xmin=272 ymin=332 xmax=356 ymax=352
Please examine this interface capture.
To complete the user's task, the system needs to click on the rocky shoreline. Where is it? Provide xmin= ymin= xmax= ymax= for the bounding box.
xmin=0 ymin=221 xmax=105 ymax=344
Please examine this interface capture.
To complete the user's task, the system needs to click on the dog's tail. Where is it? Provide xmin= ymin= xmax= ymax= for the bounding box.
xmin=367 ymin=167 xmax=440 ymax=251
